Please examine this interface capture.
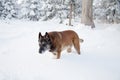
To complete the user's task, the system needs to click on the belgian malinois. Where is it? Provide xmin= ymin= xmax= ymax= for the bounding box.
xmin=38 ymin=30 xmax=83 ymax=59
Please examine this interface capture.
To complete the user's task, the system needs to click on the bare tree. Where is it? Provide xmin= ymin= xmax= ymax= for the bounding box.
xmin=69 ymin=2 xmax=73 ymax=26
xmin=81 ymin=0 xmax=95 ymax=28
xmin=68 ymin=0 xmax=75 ymax=26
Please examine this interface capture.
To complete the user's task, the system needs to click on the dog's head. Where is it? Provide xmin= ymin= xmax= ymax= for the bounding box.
xmin=38 ymin=32 xmax=52 ymax=54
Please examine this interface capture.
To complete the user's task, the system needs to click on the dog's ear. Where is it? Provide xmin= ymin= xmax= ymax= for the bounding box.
xmin=45 ymin=32 xmax=48 ymax=35
xmin=45 ymin=32 xmax=49 ymax=38
xmin=39 ymin=32 xmax=42 ymax=39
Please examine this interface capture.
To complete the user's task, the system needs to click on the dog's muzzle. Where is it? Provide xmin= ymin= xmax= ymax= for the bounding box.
xmin=38 ymin=44 xmax=51 ymax=54
xmin=39 ymin=49 xmax=42 ymax=54
xmin=39 ymin=47 xmax=45 ymax=54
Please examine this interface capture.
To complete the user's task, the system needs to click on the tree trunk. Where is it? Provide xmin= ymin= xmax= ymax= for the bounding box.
xmin=81 ymin=0 xmax=95 ymax=28
xmin=69 ymin=3 xmax=73 ymax=26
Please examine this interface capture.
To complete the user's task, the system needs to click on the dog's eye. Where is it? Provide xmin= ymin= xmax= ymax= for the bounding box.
xmin=46 ymin=38 xmax=51 ymax=42
xmin=41 ymin=42 xmax=47 ymax=46
xmin=41 ymin=42 xmax=45 ymax=44
xmin=39 ymin=42 xmax=46 ymax=46
xmin=48 ymin=38 xmax=51 ymax=41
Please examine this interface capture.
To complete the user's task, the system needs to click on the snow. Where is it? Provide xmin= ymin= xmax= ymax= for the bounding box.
xmin=0 ymin=20 xmax=120 ymax=80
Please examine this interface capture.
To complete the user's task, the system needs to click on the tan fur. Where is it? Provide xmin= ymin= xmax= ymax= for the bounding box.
xmin=48 ymin=30 xmax=83 ymax=59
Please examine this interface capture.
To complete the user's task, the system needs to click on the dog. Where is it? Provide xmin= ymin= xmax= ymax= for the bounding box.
xmin=38 ymin=30 xmax=83 ymax=59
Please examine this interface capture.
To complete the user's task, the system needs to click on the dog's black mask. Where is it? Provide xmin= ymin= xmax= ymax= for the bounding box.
xmin=38 ymin=32 xmax=52 ymax=54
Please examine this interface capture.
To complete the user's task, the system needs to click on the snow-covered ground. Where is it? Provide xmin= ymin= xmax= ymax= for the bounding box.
xmin=0 ymin=20 xmax=120 ymax=80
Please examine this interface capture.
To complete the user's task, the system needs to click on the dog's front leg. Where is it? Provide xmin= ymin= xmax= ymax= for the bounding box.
xmin=52 ymin=45 xmax=62 ymax=59
xmin=56 ymin=50 xmax=61 ymax=59
xmin=52 ymin=52 xmax=57 ymax=59
xmin=52 ymin=52 xmax=61 ymax=59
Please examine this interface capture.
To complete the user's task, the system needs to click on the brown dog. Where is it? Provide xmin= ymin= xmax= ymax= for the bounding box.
xmin=38 ymin=30 xmax=83 ymax=59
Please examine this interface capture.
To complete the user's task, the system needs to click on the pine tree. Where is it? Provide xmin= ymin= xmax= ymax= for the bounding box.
xmin=0 ymin=0 xmax=18 ymax=19
xmin=93 ymin=0 xmax=120 ymax=23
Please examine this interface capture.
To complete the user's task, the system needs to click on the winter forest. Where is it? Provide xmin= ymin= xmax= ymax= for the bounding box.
xmin=0 ymin=0 xmax=120 ymax=23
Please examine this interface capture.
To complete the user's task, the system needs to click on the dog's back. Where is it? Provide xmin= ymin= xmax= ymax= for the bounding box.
xmin=48 ymin=30 xmax=79 ymax=46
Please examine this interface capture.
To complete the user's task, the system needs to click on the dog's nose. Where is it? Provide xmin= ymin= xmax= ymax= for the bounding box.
xmin=39 ymin=49 xmax=42 ymax=54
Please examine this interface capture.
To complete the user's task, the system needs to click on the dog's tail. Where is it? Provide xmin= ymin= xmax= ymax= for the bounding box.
xmin=79 ymin=38 xmax=84 ymax=43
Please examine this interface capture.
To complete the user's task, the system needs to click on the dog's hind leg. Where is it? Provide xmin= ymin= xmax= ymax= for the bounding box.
xmin=67 ymin=45 xmax=72 ymax=53
xmin=73 ymin=39 xmax=80 ymax=55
